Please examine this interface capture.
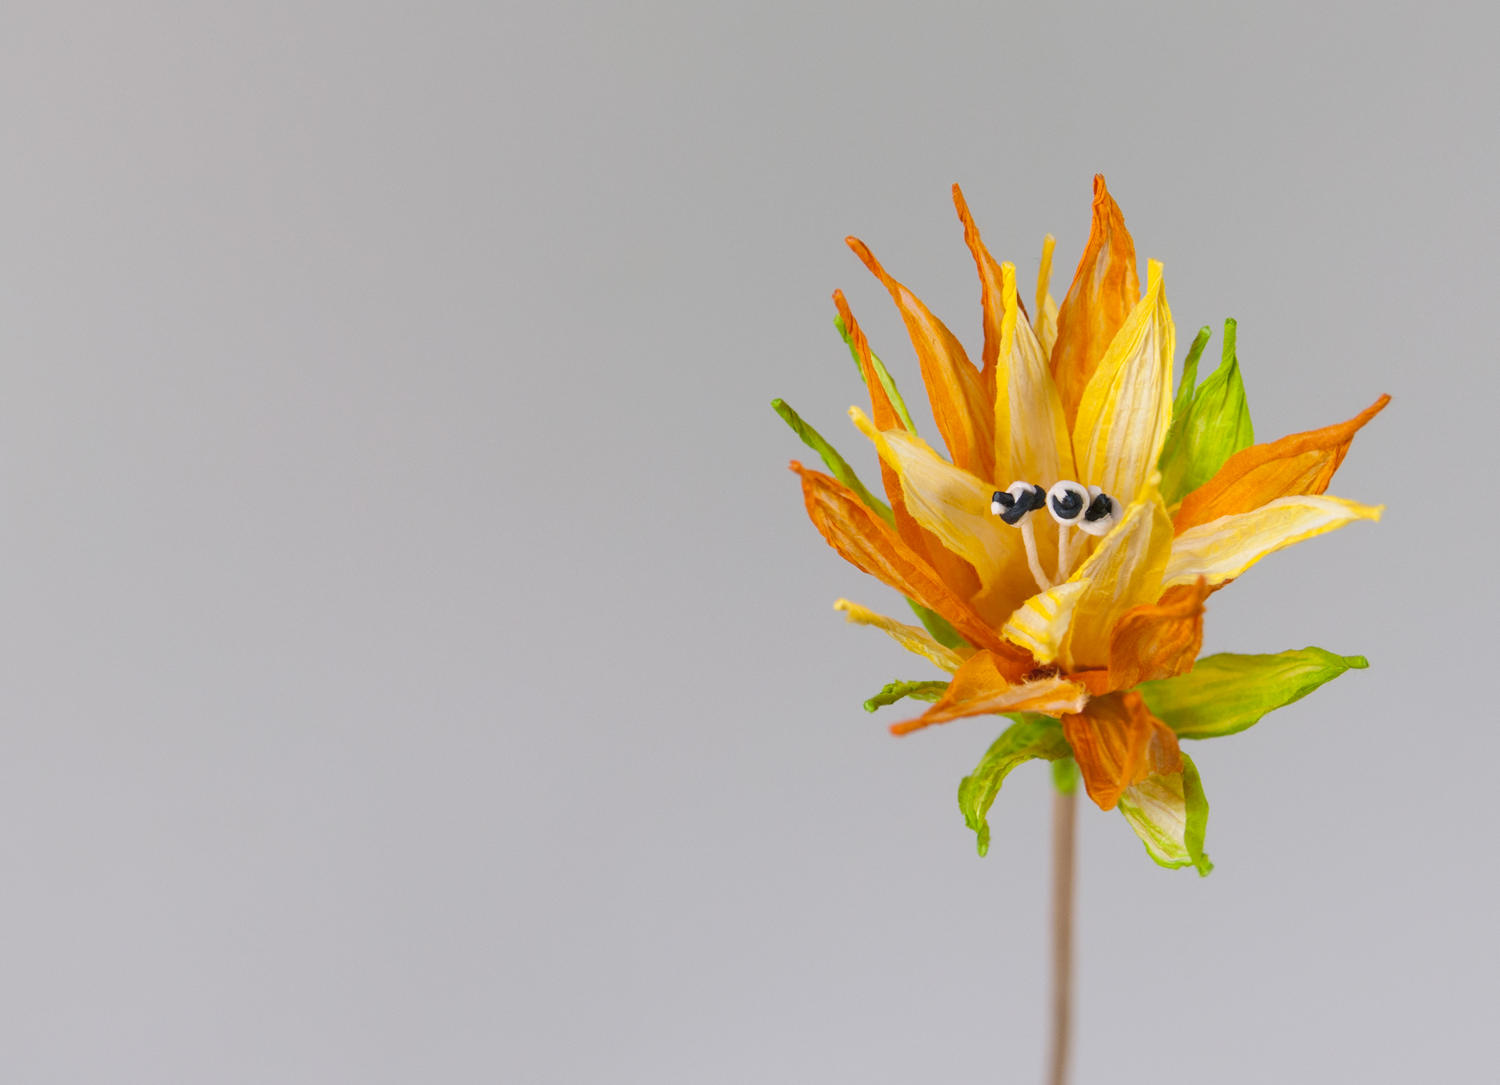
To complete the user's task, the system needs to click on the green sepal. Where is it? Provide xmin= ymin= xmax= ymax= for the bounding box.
xmin=1138 ymin=647 xmax=1369 ymax=740
xmin=771 ymin=398 xmax=893 ymax=526
xmin=959 ymin=715 xmax=1073 ymax=856
xmin=1182 ymin=753 xmax=1213 ymax=877
xmin=834 ymin=314 xmax=918 ymax=435
xmin=863 ymin=678 xmax=949 ymax=713
xmin=1159 ymin=319 xmax=1255 ymax=506
xmin=1051 ymin=757 xmax=1078 ymax=794
xmin=906 ymin=600 xmax=968 ymax=651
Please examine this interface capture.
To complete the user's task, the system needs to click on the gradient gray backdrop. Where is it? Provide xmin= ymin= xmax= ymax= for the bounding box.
xmin=0 ymin=1 xmax=1494 ymax=1082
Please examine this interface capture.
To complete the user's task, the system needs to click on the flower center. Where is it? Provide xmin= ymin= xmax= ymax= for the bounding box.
xmin=990 ymin=480 xmax=1117 ymax=591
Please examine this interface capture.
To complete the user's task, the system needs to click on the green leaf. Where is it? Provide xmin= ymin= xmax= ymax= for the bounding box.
xmin=1138 ymin=647 xmax=1369 ymax=740
xmin=834 ymin=314 xmax=918 ymax=435
xmin=863 ymin=679 xmax=949 ymax=713
xmin=771 ymin=398 xmax=893 ymax=526
xmin=1182 ymin=753 xmax=1213 ymax=876
xmin=958 ymin=715 xmax=1073 ymax=856
xmin=906 ymin=600 xmax=968 ymax=651
xmin=1158 ymin=319 xmax=1254 ymax=506
xmin=1158 ymin=325 xmax=1211 ymax=498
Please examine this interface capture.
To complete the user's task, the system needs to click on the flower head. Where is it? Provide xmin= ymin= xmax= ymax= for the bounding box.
xmin=775 ymin=176 xmax=1385 ymax=871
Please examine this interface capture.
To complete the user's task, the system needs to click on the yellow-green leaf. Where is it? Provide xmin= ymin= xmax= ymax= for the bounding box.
xmin=958 ymin=715 xmax=1072 ymax=856
xmin=863 ymin=679 xmax=949 ymax=712
xmin=1137 ymin=647 xmax=1368 ymax=740
xmin=1159 ymin=319 xmax=1254 ymax=506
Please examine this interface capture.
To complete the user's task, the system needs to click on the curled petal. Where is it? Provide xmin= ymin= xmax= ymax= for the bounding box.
xmin=995 ymin=261 xmax=1077 ymax=490
xmin=790 ymin=461 xmax=1022 ymax=660
xmin=1106 ymin=576 xmax=1212 ymax=691
xmin=1062 ymin=690 xmax=1183 ymax=811
xmin=834 ymin=599 xmax=971 ymax=673
xmin=1163 ymin=494 xmax=1383 ymax=590
xmin=1174 ymin=395 xmax=1391 ymax=533
xmin=1033 ymin=234 xmax=1060 ymax=359
xmin=952 ymin=183 xmax=1006 ymax=392
xmin=846 ymin=236 xmax=995 ymax=480
xmin=1002 ymin=580 xmax=1092 ymax=665
xmin=890 ymin=650 xmax=1088 ymax=735
xmin=1051 ymin=175 xmax=1141 ymax=429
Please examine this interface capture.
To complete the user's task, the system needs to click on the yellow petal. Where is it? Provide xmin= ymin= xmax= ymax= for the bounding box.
xmin=1033 ymin=234 xmax=1059 ymax=360
xmin=1061 ymin=474 xmax=1174 ymax=671
xmin=833 ymin=599 xmax=971 ymax=673
xmin=1072 ymin=259 xmax=1176 ymax=506
xmin=995 ymin=262 xmax=1077 ymax=489
xmin=1001 ymin=579 xmax=1092 ymax=665
xmin=1163 ymin=494 xmax=1384 ymax=589
xmin=852 ymin=408 xmax=1037 ymax=624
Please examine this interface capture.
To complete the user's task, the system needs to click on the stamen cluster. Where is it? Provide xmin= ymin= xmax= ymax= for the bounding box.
xmin=990 ymin=480 xmax=1116 ymax=590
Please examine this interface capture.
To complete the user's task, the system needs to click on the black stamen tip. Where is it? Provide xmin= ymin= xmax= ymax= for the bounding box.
xmin=992 ymin=491 xmax=1016 ymax=509
xmin=1084 ymin=494 xmax=1114 ymax=522
xmin=1000 ymin=503 xmax=1029 ymax=525
xmin=1026 ymin=486 xmax=1048 ymax=512
xmin=1051 ymin=490 xmax=1084 ymax=518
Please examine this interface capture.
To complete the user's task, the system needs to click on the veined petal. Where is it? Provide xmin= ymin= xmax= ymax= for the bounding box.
xmin=1051 ymin=175 xmax=1141 ymax=429
xmin=1072 ymin=259 xmax=1176 ymax=506
xmin=851 ymin=410 xmax=1037 ymax=624
xmin=846 ymin=237 xmax=995 ymax=480
xmin=1117 ymin=752 xmax=1212 ymax=874
xmin=1163 ymin=494 xmax=1383 ymax=589
xmin=1002 ymin=579 xmax=1092 ymax=665
xmin=834 ymin=599 xmax=971 ymax=673
xmin=790 ymin=460 xmax=1018 ymax=658
xmin=1061 ymin=690 xmax=1182 ymax=811
xmin=1174 ymin=395 xmax=1391 ymax=533
xmin=1033 ymin=234 xmax=1059 ymax=360
xmin=836 ymin=293 xmax=984 ymax=602
xmin=1061 ymin=475 xmax=1175 ymax=671
xmin=891 ymin=651 xmax=1089 ymax=735
xmin=1106 ymin=577 xmax=1211 ymax=691
xmin=994 ymin=261 xmax=1076 ymax=489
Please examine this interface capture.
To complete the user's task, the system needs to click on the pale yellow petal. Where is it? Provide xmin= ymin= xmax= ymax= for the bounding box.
xmin=1162 ymin=494 xmax=1384 ymax=589
xmin=1001 ymin=579 xmax=1092 ymax=664
xmin=852 ymin=408 xmax=1037 ymax=624
xmin=833 ymin=599 xmax=971 ymax=673
xmin=994 ymin=262 xmax=1076 ymax=490
xmin=1072 ymin=259 xmax=1175 ymax=505
xmin=1118 ymin=772 xmax=1189 ymax=866
xmin=1061 ymin=474 xmax=1174 ymax=671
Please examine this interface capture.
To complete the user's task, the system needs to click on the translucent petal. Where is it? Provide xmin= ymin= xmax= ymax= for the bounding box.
xmin=833 ymin=599 xmax=971 ymax=673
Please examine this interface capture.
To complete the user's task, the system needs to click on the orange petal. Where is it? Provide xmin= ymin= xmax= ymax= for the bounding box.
xmin=1049 ymin=175 xmax=1141 ymax=431
xmin=1062 ymin=691 xmax=1182 ymax=811
xmin=833 ymin=293 xmax=984 ymax=601
xmin=1106 ymin=577 xmax=1213 ymax=691
xmin=846 ymin=236 xmax=995 ymax=481
xmin=951 ymin=184 xmax=1008 ymax=394
xmin=790 ymin=460 xmax=1018 ymax=660
xmin=1174 ymin=395 xmax=1390 ymax=534
xmin=890 ymin=650 xmax=1087 ymax=735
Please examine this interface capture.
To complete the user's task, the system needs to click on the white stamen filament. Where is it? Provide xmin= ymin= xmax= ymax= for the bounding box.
xmin=1019 ymin=518 xmax=1052 ymax=592
xmin=1056 ymin=523 xmax=1075 ymax=584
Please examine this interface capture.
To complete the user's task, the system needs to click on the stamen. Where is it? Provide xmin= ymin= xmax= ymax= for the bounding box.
xmin=1056 ymin=522 xmax=1075 ymax=583
xmin=991 ymin=482 xmax=1053 ymax=591
xmin=1019 ymin=517 xmax=1052 ymax=592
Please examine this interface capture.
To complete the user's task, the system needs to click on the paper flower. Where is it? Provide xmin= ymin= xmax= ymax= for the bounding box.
xmin=775 ymin=176 xmax=1385 ymax=872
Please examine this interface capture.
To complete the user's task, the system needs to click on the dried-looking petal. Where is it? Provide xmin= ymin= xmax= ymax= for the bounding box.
xmin=1062 ymin=691 xmax=1182 ymax=811
xmin=890 ymin=651 xmax=1088 ymax=735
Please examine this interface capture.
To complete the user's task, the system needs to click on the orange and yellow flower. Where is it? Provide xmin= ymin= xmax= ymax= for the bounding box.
xmin=776 ymin=177 xmax=1385 ymax=871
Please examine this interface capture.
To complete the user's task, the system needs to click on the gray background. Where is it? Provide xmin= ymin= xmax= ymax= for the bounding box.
xmin=0 ymin=1 xmax=1493 ymax=1082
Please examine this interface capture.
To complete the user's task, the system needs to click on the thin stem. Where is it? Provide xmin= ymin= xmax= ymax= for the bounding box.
xmin=1019 ymin=518 xmax=1052 ymax=591
xmin=1046 ymin=783 xmax=1077 ymax=1085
